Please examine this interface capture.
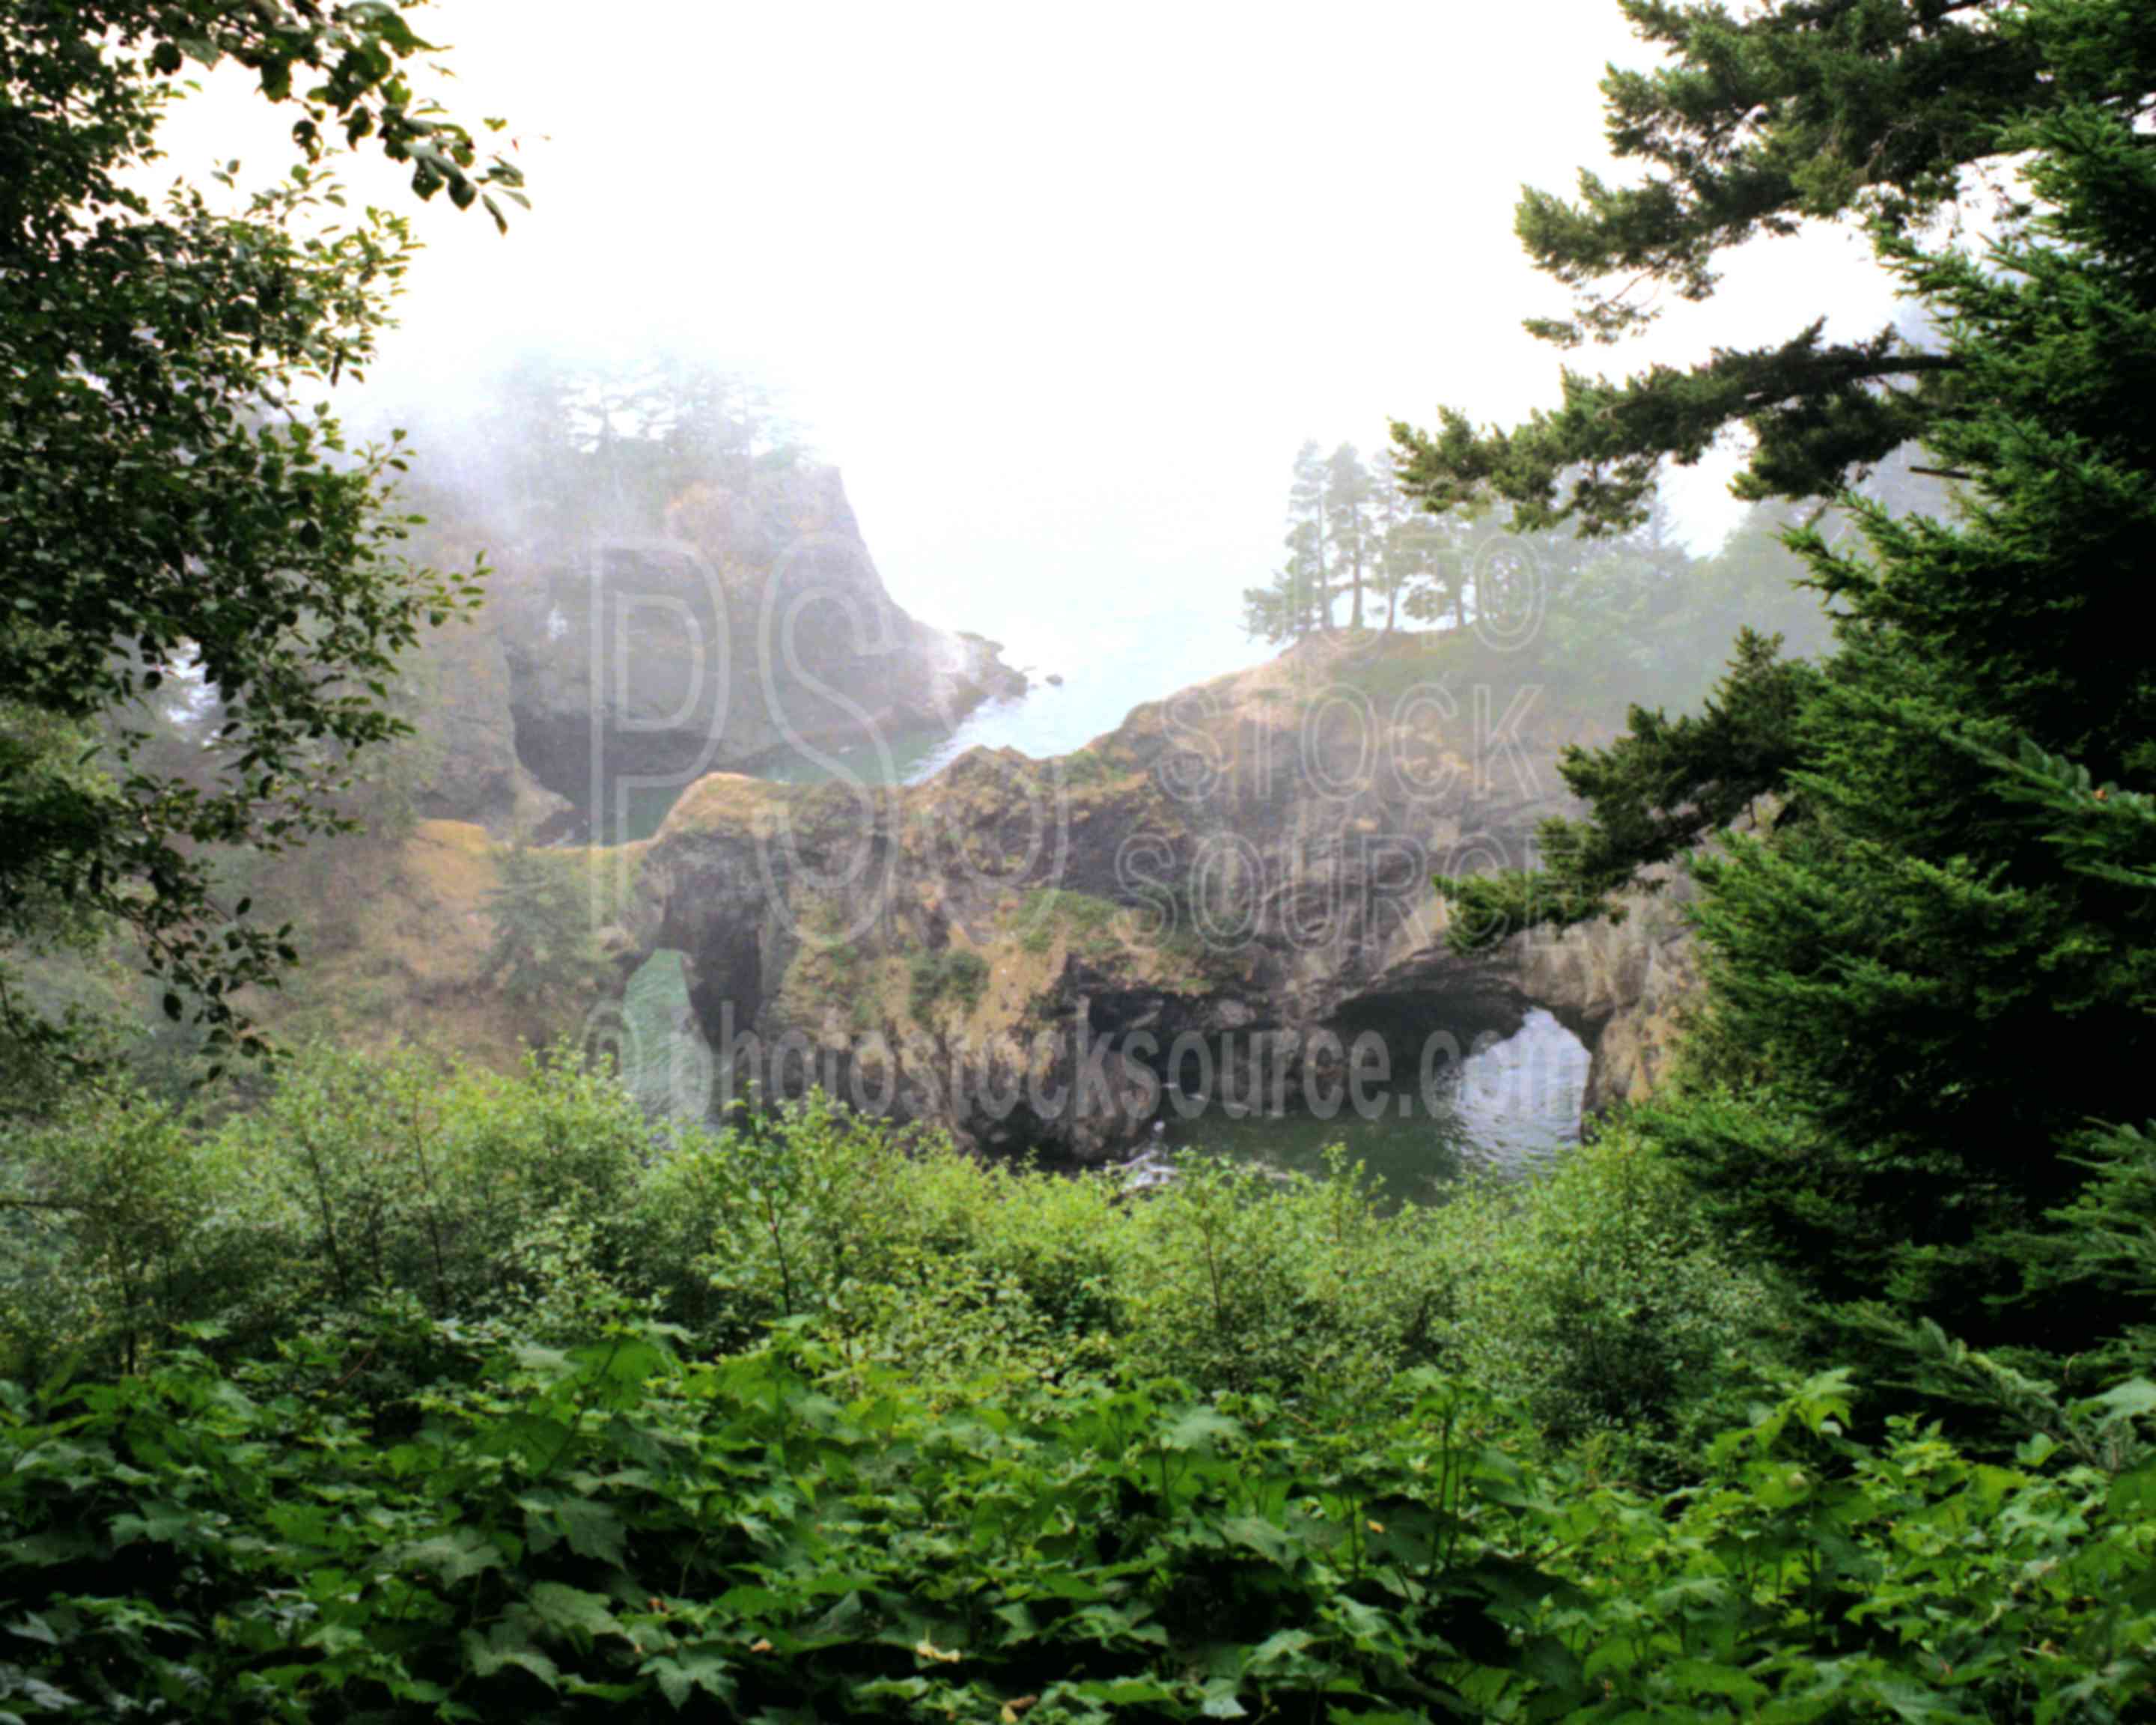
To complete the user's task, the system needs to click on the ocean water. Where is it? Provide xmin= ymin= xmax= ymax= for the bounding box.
xmin=755 ymin=605 xmax=1277 ymax=787
xmin=618 ymin=936 xmax=1590 ymax=1209
xmin=1151 ymin=1008 xmax=1592 ymax=1207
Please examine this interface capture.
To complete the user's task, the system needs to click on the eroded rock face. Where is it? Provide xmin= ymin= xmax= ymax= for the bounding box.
xmin=622 ymin=633 xmax=1696 ymax=1160
xmin=1519 ymin=871 xmax=1698 ymax=1113
xmin=404 ymin=589 xmax=573 ymax=838
xmin=403 ymin=458 xmax=1020 ymax=839
xmin=494 ymin=462 xmax=1021 ymax=835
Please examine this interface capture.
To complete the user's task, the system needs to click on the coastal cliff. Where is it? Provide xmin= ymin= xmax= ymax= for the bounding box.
xmin=402 ymin=456 xmax=1023 ymax=841
xmin=609 ymin=631 xmax=1693 ymax=1157
xmin=278 ymin=629 xmax=1693 ymax=1157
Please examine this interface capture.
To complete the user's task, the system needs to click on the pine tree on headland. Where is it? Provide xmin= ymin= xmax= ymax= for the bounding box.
xmin=1245 ymin=442 xmax=1339 ymax=643
xmin=1324 ymin=444 xmax=1373 ymax=630
xmin=1371 ymin=448 xmax=1464 ymax=633
xmin=1288 ymin=440 xmax=1333 ymax=631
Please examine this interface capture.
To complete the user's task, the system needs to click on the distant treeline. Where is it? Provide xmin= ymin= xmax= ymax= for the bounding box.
xmin=1243 ymin=439 xmax=1955 ymax=725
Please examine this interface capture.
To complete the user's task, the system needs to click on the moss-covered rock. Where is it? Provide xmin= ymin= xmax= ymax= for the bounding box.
xmin=261 ymin=631 xmax=1693 ymax=1158
xmin=619 ymin=631 xmax=1691 ymax=1161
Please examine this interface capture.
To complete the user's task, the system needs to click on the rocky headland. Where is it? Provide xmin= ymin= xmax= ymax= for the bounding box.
xmin=312 ymin=621 xmax=1696 ymax=1163
xmin=399 ymin=455 xmax=1025 ymax=841
xmin=609 ymin=631 xmax=1695 ymax=1158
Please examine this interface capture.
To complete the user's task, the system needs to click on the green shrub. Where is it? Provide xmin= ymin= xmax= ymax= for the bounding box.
xmin=906 ymin=948 xmax=990 ymax=1020
xmin=481 ymin=847 xmax=615 ymax=1040
xmin=1 ymin=1056 xmax=1790 ymax=1468
xmin=0 ymin=1044 xmax=655 ymax=1372
xmin=1425 ymin=1125 xmax=1792 ymax=1476
xmin=1108 ymin=1151 xmax=1450 ymax=1401
xmin=0 ymin=1095 xmax=219 ymax=1377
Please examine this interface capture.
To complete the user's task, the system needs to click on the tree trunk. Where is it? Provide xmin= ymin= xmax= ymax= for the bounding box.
xmin=1316 ymin=510 xmax=1331 ymax=630
xmin=1350 ymin=533 xmax=1364 ymax=630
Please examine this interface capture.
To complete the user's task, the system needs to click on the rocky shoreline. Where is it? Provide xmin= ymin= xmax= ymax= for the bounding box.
xmin=599 ymin=633 xmax=1695 ymax=1160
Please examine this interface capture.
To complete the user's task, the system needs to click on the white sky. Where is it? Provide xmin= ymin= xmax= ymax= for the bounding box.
xmin=162 ymin=0 xmax=1901 ymax=672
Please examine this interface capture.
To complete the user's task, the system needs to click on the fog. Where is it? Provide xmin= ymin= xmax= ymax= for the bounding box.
xmin=159 ymin=0 xmax=1899 ymax=677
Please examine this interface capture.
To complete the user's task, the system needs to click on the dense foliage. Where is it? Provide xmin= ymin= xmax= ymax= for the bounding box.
xmin=4 ymin=1325 xmax=2153 ymax=1723
xmin=0 ymin=1048 xmax=1784 ymax=1451
xmin=7 ymin=4 xmax=2156 ymax=1721
xmin=4 ymin=1050 xmax=2152 ymax=1721
xmin=0 ymin=0 xmax=522 ymax=1077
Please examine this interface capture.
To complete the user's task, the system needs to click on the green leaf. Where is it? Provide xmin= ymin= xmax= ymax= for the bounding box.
xmin=6 ymin=1614 xmax=59 ymax=1647
xmin=1246 ymin=1629 xmax=1315 ymax=1668
xmin=112 ymin=1501 xmax=195 ymax=1546
xmin=645 ymin=1649 xmax=735 ymax=1709
xmin=552 ymin=1497 xmax=627 ymax=1568
xmin=2089 ymin=1378 xmax=2156 ymax=1427
xmin=462 ymin=1626 xmax=562 ymax=1690
xmin=1667 ymin=1658 xmax=1767 ymax=1703
xmin=1220 ymin=1515 xmax=1300 ymax=1566
xmin=2108 ymin=1459 xmax=2156 ymax=1516
xmin=394 ymin=1527 xmax=506 ymax=1585
xmin=1074 ymin=1678 xmax=1178 ymax=1706
xmin=1160 ymin=1408 xmax=1243 ymax=1452
xmin=1866 ymin=1676 xmax=1961 ymax=1723
xmin=529 ymin=1582 xmax=624 ymax=1643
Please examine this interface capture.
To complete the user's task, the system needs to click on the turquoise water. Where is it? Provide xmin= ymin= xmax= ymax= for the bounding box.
xmin=603 ymin=648 xmax=1253 ymax=825
xmin=610 ymin=952 xmax=1591 ymax=1208
xmin=1156 ymin=1009 xmax=1591 ymax=1205
xmin=751 ymin=613 xmax=1279 ymax=790
xmin=746 ymin=720 xmax=960 ymax=788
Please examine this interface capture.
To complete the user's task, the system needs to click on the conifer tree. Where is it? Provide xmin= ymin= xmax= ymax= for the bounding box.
xmin=1286 ymin=441 xmax=1333 ymax=630
xmin=482 ymin=848 xmax=614 ymax=1044
xmin=1246 ymin=442 xmax=1340 ymax=643
xmin=1324 ymin=445 xmax=1374 ymax=630
xmin=1368 ymin=449 xmax=1444 ymax=632
xmin=1444 ymin=106 xmax=2156 ymax=1362
xmin=1389 ymin=0 xmax=2156 ymax=535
